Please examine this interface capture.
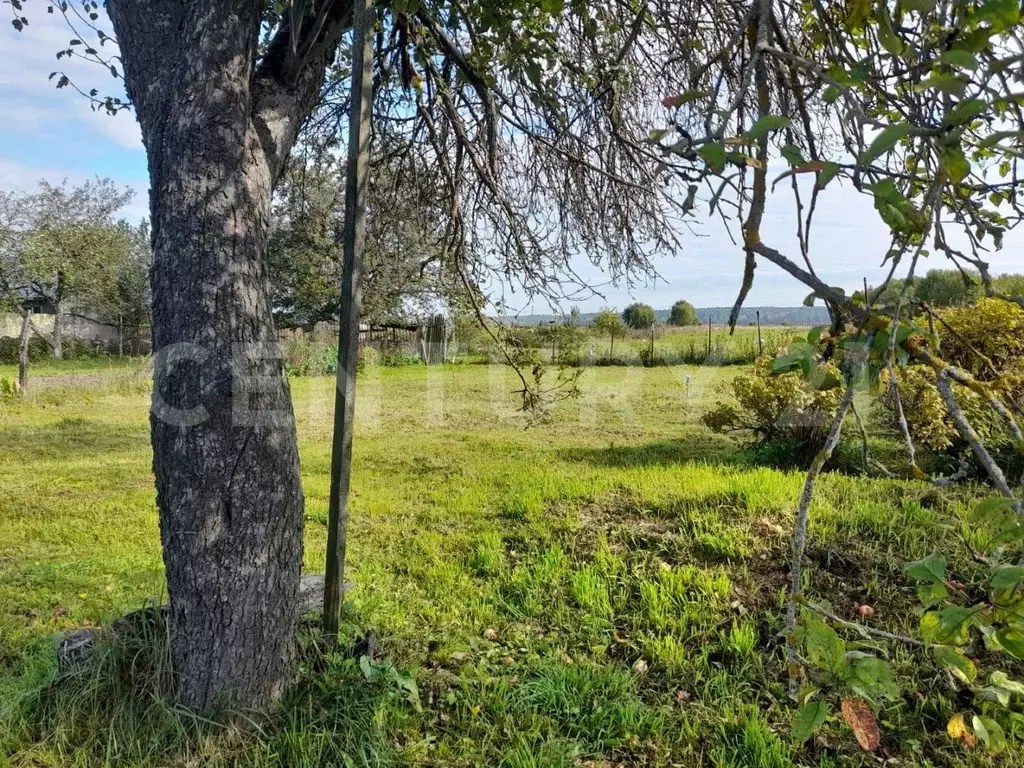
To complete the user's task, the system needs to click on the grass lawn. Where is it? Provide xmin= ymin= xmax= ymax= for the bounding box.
xmin=0 ymin=361 xmax=1018 ymax=766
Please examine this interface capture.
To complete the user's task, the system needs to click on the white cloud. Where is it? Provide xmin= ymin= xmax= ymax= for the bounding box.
xmin=0 ymin=157 xmax=149 ymax=222
xmin=0 ymin=7 xmax=141 ymax=150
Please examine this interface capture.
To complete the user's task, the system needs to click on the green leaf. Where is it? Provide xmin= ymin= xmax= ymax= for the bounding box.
xmin=815 ymin=162 xmax=841 ymax=189
xmin=697 ymin=142 xmax=727 ymax=173
xmin=913 ymin=74 xmax=967 ymax=97
xmin=746 ymin=115 xmax=792 ymax=141
xmin=940 ymin=145 xmax=971 ymax=184
xmin=781 ymin=144 xmax=805 ymax=167
xmin=977 ymin=684 xmax=1012 ymax=706
xmin=944 ymin=99 xmax=987 ymax=126
xmin=977 ymin=0 xmax=1020 ymax=31
xmin=792 ymin=700 xmax=828 ymax=742
xmin=807 ymin=326 xmax=823 ymax=345
xmin=936 ymin=606 xmax=973 ymax=645
xmin=844 ymin=656 xmax=898 ymax=701
xmin=921 ymin=607 xmax=971 ymax=645
xmin=980 ymin=130 xmax=1024 ymax=149
xmin=974 ymin=496 xmax=1015 ymax=523
xmin=933 ymin=646 xmax=976 ymax=683
xmin=876 ymin=1 xmax=904 ymax=56
xmin=805 ymin=617 xmax=846 ymax=676
xmin=860 ymin=124 xmax=913 ymax=165
xmin=938 ymin=50 xmax=979 ymax=69
xmin=993 ymin=628 xmax=1024 ymax=659
xmin=903 ymin=0 xmax=936 ymax=11
xmin=990 ymin=671 xmax=1024 ymax=696
xmin=917 ymin=581 xmax=948 ymax=608
xmin=990 ymin=565 xmax=1024 ymax=590
xmin=906 ymin=553 xmax=946 ymax=583
xmin=972 ymin=715 xmax=1006 ymax=752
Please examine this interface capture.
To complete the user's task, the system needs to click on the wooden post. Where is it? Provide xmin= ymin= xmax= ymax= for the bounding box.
xmin=324 ymin=0 xmax=374 ymax=637
xmin=707 ymin=314 xmax=712 ymax=359
xmin=756 ymin=310 xmax=762 ymax=356
xmin=118 ymin=313 xmax=124 ymax=358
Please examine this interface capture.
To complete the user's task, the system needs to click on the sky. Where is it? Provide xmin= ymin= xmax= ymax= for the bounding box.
xmin=4 ymin=10 xmax=1024 ymax=314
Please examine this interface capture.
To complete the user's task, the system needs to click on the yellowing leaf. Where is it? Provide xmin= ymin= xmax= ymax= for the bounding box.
xmin=947 ymin=712 xmax=976 ymax=747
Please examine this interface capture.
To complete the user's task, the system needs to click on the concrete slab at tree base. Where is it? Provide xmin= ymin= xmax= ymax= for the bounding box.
xmin=55 ymin=574 xmax=351 ymax=672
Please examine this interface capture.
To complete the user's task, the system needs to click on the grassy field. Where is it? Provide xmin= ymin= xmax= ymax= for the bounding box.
xmin=0 ymin=361 xmax=1018 ymax=766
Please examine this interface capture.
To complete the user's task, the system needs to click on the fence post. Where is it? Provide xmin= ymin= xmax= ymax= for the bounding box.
xmin=707 ymin=315 xmax=712 ymax=359
xmin=118 ymin=313 xmax=124 ymax=358
xmin=756 ymin=311 xmax=762 ymax=356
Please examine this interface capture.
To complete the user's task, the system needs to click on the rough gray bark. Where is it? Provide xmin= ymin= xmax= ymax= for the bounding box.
xmin=52 ymin=290 xmax=64 ymax=360
xmin=106 ymin=0 xmax=353 ymax=710
xmin=18 ymin=309 xmax=30 ymax=393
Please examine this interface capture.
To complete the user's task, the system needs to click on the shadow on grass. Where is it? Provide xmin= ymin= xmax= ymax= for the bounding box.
xmin=1 ymin=417 xmax=150 ymax=464
xmin=559 ymin=434 xmax=740 ymax=469
xmin=562 ymin=433 xmax=871 ymax=476
xmin=2 ymin=614 xmax=400 ymax=768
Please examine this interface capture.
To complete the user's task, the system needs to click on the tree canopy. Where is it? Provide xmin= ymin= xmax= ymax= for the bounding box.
xmin=669 ymin=300 xmax=699 ymax=326
xmin=622 ymin=302 xmax=656 ymax=330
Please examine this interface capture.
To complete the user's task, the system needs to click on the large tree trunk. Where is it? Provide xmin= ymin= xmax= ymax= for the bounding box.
xmin=108 ymin=0 xmax=351 ymax=710
xmin=52 ymin=295 xmax=63 ymax=360
xmin=18 ymin=309 xmax=30 ymax=393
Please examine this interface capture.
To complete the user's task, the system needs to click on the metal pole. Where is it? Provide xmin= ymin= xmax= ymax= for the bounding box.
xmin=324 ymin=0 xmax=374 ymax=637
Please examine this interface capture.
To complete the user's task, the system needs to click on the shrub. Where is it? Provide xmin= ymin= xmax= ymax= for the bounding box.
xmin=0 ymin=335 xmax=55 ymax=363
xmin=701 ymin=357 xmax=843 ymax=465
xmin=382 ymin=352 xmax=424 ymax=367
xmin=880 ymin=297 xmax=1024 ymax=478
xmin=882 ymin=364 xmax=1024 ymax=479
xmin=638 ymin=346 xmax=668 ymax=367
xmin=358 ymin=345 xmax=381 ymax=371
xmin=938 ymin=297 xmax=1024 ymax=376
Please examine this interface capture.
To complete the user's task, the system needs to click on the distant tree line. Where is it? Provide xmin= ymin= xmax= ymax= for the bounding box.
xmin=855 ymin=269 xmax=1024 ymax=309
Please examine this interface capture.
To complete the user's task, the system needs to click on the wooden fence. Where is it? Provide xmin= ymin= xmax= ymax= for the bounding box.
xmin=278 ymin=316 xmax=450 ymax=364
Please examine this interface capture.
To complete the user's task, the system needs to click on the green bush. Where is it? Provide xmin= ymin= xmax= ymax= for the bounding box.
xmin=282 ymin=338 xmax=337 ymax=376
xmin=0 ymin=336 xmax=48 ymax=363
xmin=638 ymin=346 xmax=668 ymax=367
xmin=702 ymin=357 xmax=843 ymax=465
xmin=668 ymin=300 xmax=699 ymax=326
xmin=0 ymin=335 xmax=110 ymax=363
xmin=358 ymin=345 xmax=381 ymax=371
xmin=382 ymin=352 xmax=424 ymax=367
xmin=621 ymin=303 xmax=655 ymax=330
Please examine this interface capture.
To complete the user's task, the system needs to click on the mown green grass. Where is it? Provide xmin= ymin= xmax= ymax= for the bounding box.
xmin=0 ymin=362 xmax=1018 ymax=766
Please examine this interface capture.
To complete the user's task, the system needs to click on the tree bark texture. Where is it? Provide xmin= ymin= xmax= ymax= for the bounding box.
xmin=52 ymin=291 xmax=63 ymax=360
xmin=107 ymin=0 xmax=352 ymax=710
xmin=18 ymin=309 xmax=30 ymax=393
